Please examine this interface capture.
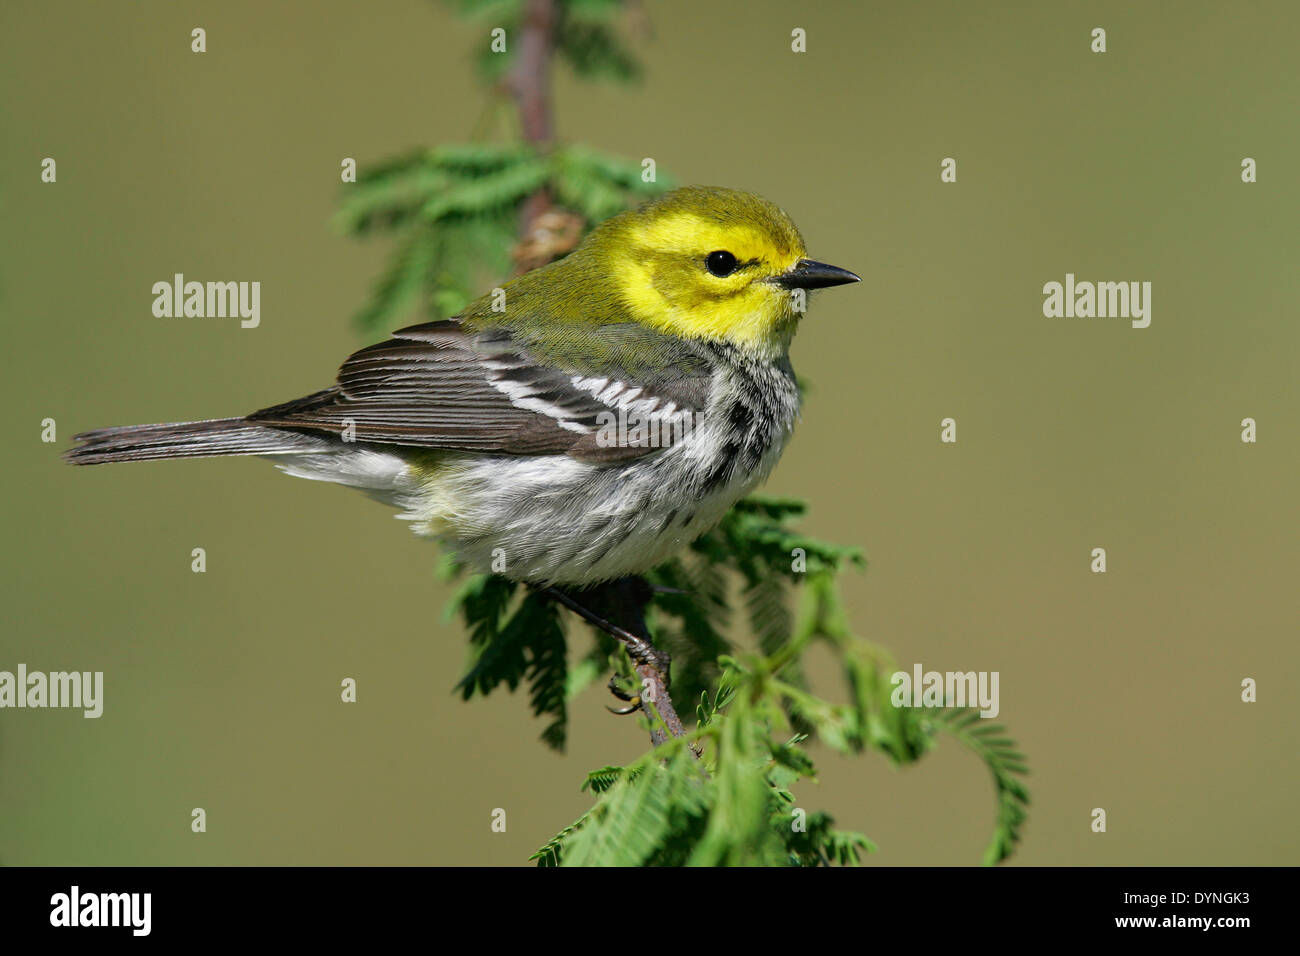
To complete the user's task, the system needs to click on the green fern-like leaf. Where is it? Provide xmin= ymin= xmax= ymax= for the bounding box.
xmin=560 ymin=758 xmax=683 ymax=866
xmin=517 ymin=593 xmax=569 ymax=749
xmin=339 ymin=144 xmax=673 ymax=335
xmin=453 ymin=586 xmax=573 ymax=749
xmin=420 ymin=157 xmax=551 ymax=220
xmin=454 ymin=576 xmax=525 ymax=698
xmin=932 ymin=708 xmax=1031 ymax=865
xmin=581 ymin=765 xmax=626 ymax=794
xmin=349 ymin=226 xmax=437 ymax=333
xmin=555 ymin=20 xmax=641 ymax=83
xmin=529 ymin=809 xmax=590 ymax=867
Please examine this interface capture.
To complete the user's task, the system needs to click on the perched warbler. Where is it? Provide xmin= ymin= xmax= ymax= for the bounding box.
xmin=66 ymin=186 xmax=859 ymax=586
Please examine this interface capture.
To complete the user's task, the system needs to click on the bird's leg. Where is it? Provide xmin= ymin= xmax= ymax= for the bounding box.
xmin=538 ymin=577 xmax=684 ymax=744
xmin=538 ymin=580 xmax=670 ymax=679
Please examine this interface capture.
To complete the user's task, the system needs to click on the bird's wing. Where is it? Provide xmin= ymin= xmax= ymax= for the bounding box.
xmin=246 ymin=319 xmax=713 ymax=460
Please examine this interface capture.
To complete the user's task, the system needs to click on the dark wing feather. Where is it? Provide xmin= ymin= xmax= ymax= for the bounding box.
xmin=247 ymin=319 xmax=711 ymax=460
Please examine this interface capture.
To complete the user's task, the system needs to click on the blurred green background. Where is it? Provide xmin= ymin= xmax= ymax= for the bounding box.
xmin=2 ymin=0 xmax=1296 ymax=866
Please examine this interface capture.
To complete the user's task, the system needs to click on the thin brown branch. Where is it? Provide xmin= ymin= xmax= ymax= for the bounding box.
xmin=508 ymin=0 xmax=556 ymax=144
xmin=508 ymin=0 xmax=557 ymax=265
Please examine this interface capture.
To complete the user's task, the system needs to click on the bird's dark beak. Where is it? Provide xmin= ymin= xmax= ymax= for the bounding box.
xmin=775 ymin=258 xmax=861 ymax=290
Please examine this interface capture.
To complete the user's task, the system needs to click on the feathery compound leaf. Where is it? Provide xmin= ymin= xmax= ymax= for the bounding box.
xmin=556 ymin=143 xmax=665 ymax=190
xmin=554 ymin=10 xmax=641 ymax=83
xmin=560 ymin=746 xmax=700 ymax=867
xmin=335 ymin=156 xmax=451 ymax=236
xmin=450 ymin=574 xmax=517 ymax=644
xmin=349 ymin=226 xmax=438 ymax=333
xmin=516 ymin=593 xmax=569 ymax=750
xmin=455 ymin=577 xmax=526 ymax=699
xmin=454 ymin=0 xmax=644 ymax=84
xmin=687 ymin=694 xmax=786 ymax=866
xmin=701 ymin=495 xmax=866 ymax=584
xmin=341 ymin=142 xmax=675 ymax=335
xmin=730 ymin=495 xmax=808 ymax=522
xmin=745 ymin=577 xmax=793 ymax=656
xmin=778 ymin=807 xmax=877 ymax=867
xmin=550 ymin=147 xmax=663 ymax=223
xmin=581 ymin=766 xmax=627 ymax=794
xmin=932 ymin=707 xmax=1032 ymax=865
xmin=420 ymin=157 xmax=551 ymax=220
xmin=454 ymin=585 xmax=572 ymax=749
xmin=529 ymin=810 xmax=590 ymax=868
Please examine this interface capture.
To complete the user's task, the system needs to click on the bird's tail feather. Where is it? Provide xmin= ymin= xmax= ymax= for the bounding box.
xmin=64 ymin=418 xmax=326 ymax=465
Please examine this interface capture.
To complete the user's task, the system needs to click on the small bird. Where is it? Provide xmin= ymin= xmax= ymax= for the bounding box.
xmin=66 ymin=186 xmax=859 ymax=587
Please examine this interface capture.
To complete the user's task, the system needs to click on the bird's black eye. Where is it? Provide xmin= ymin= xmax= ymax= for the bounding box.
xmin=706 ymin=250 xmax=738 ymax=277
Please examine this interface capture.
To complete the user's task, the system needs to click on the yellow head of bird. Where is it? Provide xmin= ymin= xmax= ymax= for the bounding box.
xmin=595 ymin=185 xmax=859 ymax=354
